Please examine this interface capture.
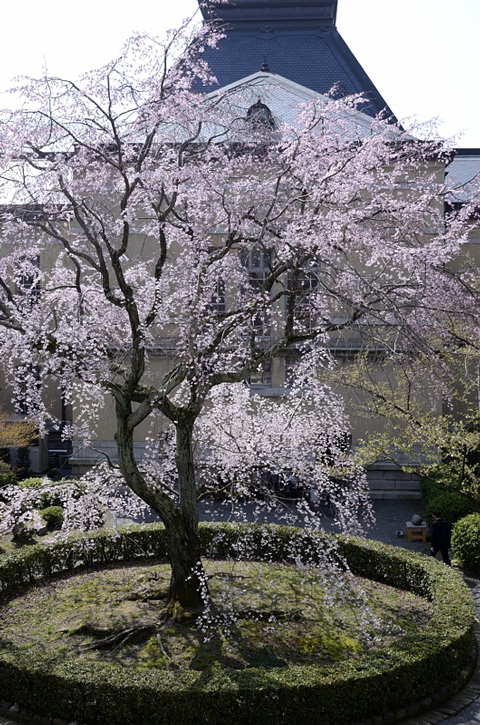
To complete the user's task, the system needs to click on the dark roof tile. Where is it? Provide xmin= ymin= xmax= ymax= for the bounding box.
xmin=198 ymin=4 xmax=394 ymax=119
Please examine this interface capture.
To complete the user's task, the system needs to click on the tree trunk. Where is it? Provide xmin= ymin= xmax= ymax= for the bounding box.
xmin=115 ymin=401 xmax=208 ymax=614
xmin=165 ymin=520 xmax=207 ymax=613
xmin=166 ymin=417 xmax=209 ymax=614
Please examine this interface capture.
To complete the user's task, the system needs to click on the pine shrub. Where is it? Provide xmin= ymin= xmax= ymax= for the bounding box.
xmin=40 ymin=506 xmax=64 ymax=529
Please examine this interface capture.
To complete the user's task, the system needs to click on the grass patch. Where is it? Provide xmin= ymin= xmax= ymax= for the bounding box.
xmin=0 ymin=559 xmax=432 ymax=673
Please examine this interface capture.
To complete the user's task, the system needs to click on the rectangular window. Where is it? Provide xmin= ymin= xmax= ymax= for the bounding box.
xmin=284 ymin=355 xmax=297 ymax=386
xmin=286 ymin=261 xmax=320 ymax=332
xmin=241 ymin=246 xmax=273 ymax=338
xmin=208 ymin=276 xmax=226 ymax=315
xmin=15 ymin=364 xmax=41 ymax=416
xmin=249 ymin=359 xmax=272 ymax=387
xmin=16 ymin=256 xmax=40 ymax=310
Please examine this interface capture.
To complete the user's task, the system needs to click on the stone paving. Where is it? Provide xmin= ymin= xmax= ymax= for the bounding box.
xmin=366 ymin=503 xmax=480 ymax=725
xmin=0 ymin=499 xmax=478 ymax=725
xmin=368 ymin=502 xmax=480 ymax=725
xmin=402 ymin=574 xmax=480 ymax=725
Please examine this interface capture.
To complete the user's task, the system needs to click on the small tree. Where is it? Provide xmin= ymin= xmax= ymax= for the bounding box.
xmin=335 ymin=343 xmax=480 ymax=498
xmin=14 ymin=447 xmax=31 ymax=479
xmin=0 ymin=19 xmax=476 ymax=612
xmin=0 ymin=405 xmax=35 ymax=470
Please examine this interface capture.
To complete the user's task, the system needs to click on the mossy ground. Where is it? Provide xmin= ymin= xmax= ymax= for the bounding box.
xmin=0 ymin=560 xmax=431 ymax=672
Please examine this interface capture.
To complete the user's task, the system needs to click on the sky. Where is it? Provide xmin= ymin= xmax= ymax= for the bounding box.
xmin=0 ymin=0 xmax=478 ymax=147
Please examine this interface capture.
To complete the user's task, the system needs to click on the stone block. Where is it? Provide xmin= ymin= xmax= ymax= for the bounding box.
xmin=384 ymin=470 xmax=406 ymax=480
xmin=396 ymin=480 xmax=422 ymax=491
xmin=370 ymin=490 xmax=419 ymax=500
xmin=366 ymin=470 xmax=387 ymax=481
xmin=369 ymin=479 xmax=396 ymax=489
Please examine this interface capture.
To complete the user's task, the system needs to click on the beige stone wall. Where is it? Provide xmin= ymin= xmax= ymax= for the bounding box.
xmin=1 ymin=159 xmax=476 ymax=496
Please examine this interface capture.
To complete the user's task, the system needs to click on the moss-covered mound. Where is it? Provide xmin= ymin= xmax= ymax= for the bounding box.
xmin=0 ymin=523 xmax=474 ymax=725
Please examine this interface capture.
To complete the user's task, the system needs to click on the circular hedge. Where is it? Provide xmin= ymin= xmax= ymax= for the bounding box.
xmin=0 ymin=523 xmax=474 ymax=725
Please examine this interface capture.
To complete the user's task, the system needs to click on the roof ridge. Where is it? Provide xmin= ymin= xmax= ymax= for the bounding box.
xmin=199 ymin=0 xmax=338 ymax=27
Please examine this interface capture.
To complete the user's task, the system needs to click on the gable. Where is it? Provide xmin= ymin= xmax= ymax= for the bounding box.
xmin=207 ymin=71 xmax=375 ymax=133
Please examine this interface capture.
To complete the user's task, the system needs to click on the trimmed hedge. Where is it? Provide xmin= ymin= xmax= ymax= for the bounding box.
xmin=452 ymin=513 xmax=480 ymax=572
xmin=0 ymin=523 xmax=474 ymax=725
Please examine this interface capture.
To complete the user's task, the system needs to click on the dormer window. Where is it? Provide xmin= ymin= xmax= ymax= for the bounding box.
xmin=246 ymin=99 xmax=275 ymax=129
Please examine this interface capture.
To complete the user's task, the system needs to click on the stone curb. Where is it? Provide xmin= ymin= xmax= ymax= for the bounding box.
xmin=401 ymin=618 xmax=480 ymax=725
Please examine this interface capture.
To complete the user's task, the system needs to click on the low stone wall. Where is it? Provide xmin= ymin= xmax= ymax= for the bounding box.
xmin=367 ymin=462 xmax=421 ymax=500
xmin=70 ymin=441 xmax=423 ymax=500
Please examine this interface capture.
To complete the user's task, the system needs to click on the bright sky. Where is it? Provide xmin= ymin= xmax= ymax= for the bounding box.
xmin=1 ymin=0 xmax=478 ymax=147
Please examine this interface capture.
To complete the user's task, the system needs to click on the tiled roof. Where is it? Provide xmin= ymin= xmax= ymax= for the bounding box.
xmin=198 ymin=1 xmax=395 ymax=119
xmin=447 ymin=149 xmax=480 ymax=202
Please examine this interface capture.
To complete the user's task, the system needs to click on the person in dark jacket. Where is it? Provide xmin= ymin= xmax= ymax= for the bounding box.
xmin=430 ymin=510 xmax=451 ymax=565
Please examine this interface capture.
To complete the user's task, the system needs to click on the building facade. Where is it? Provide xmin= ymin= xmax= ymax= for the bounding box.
xmin=3 ymin=0 xmax=479 ymax=501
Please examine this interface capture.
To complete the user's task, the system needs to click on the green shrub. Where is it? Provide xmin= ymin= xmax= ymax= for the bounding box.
xmin=18 ymin=477 xmax=46 ymax=488
xmin=421 ymin=477 xmax=441 ymax=499
xmin=0 ymin=523 xmax=473 ymax=725
xmin=424 ymin=492 xmax=477 ymax=526
xmin=421 ymin=479 xmax=478 ymax=527
xmin=40 ymin=506 xmax=64 ymax=529
xmin=452 ymin=513 xmax=480 ymax=572
xmin=19 ymin=477 xmax=62 ymax=508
